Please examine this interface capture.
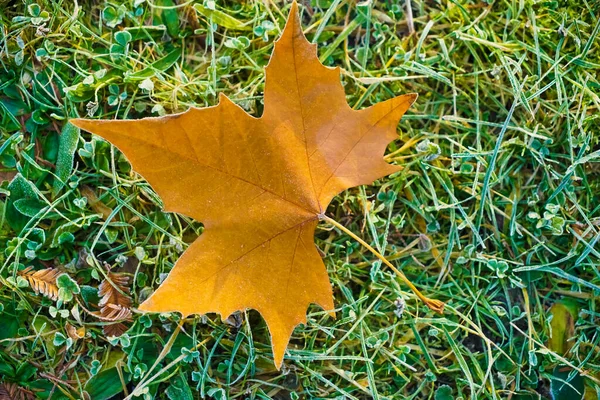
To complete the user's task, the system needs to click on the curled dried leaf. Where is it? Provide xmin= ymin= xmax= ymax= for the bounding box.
xmin=102 ymin=320 xmax=130 ymax=338
xmin=65 ymin=322 xmax=85 ymax=341
xmin=0 ymin=383 xmax=36 ymax=400
xmin=80 ymin=185 xmax=113 ymax=221
xmin=97 ymin=271 xmax=132 ymax=337
xmin=18 ymin=266 xmax=60 ymax=301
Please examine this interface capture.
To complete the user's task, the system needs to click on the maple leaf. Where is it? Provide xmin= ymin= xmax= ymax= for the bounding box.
xmin=71 ymin=2 xmax=420 ymax=367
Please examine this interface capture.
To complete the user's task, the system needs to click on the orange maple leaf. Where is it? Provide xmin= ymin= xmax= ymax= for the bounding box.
xmin=72 ymin=2 xmax=418 ymax=368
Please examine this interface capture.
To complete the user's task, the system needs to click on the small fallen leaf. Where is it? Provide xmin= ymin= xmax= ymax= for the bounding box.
xmin=65 ymin=322 xmax=85 ymax=341
xmin=71 ymin=2 xmax=416 ymax=368
xmin=18 ymin=266 xmax=61 ymax=301
xmin=80 ymin=185 xmax=113 ymax=221
xmin=0 ymin=382 xmax=36 ymax=400
xmin=96 ymin=271 xmax=132 ymax=338
xmin=548 ymin=301 xmax=578 ymax=355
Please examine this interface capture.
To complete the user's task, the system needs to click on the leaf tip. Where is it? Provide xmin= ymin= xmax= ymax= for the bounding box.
xmin=283 ymin=0 xmax=301 ymax=37
xmin=271 ymin=330 xmax=290 ymax=371
xmin=371 ymin=92 xmax=419 ymax=125
xmin=407 ymin=92 xmax=418 ymax=105
xmin=217 ymin=92 xmax=232 ymax=105
xmin=68 ymin=118 xmax=99 ymax=135
xmin=289 ymin=0 xmax=299 ymax=15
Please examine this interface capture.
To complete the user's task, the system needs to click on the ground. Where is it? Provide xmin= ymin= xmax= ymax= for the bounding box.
xmin=0 ymin=0 xmax=599 ymax=399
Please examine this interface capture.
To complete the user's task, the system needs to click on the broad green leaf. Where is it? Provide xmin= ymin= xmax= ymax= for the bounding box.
xmin=155 ymin=0 xmax=180 ymax=37
xmin=548 ymin=301 xmax=578 ymax=355
xmin=32 ymin=316 xmax=57 ymax=357
xmin=124 ymin=49 xmax=180 ymax=81
xmin=84 ymin=368 xmax=131 ymax=400
xmin=15 ymin=362 xmax=37 ymax=383
xmin=166 ymin=373 xmax=194 ymax=400
xmin=551 ymin=366 xmax=584 ymax=400
xmin=6 ymin=173 xmax=39 ymax=232
xmin=125 ymin=26 xmax=166 ymax=41
xmin=194 ymin=4 xmax=251 ymax=31
xmin=52 ymin=122 xmax=80 ymax=196
xmin=13 ymin=197 xmax=47 ymax=217
xmin=0 ymin=303 xmax=25 ymax=341
xmin=435 ymin=385 xmax=454 ymax=400
xmin=0 ymin=358 xmax=15 ymax=378
xmin=28 ymin=380 xmax=71 ymax=400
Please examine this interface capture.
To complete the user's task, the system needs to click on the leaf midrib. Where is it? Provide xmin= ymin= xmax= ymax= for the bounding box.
xmin=106 ymin=127 xmax=320 ymax=217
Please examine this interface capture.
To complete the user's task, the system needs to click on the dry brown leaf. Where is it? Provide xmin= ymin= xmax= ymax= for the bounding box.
xmin=18 ymin=267 xmax=60 ymax=301
xmin=0 ymin=383 xmax=35 ymax=400
xmin=71 ymin=2 xmax=416 ymax=367
xmin=65 ymin=323 xmax=85 ymax=341
xmin=102 ymin=318 xmax=129 ymax=338
xmin=80 ymin=185 xmax=113 ymax=221
xmin=0 ymin=171 xmax=17 ymax=183
xmin=97 ymin=271 xmax=132 ymax=337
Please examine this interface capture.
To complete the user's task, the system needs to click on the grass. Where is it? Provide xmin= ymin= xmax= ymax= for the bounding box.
xmin=1 ymin=0 xmax=600 ymax=399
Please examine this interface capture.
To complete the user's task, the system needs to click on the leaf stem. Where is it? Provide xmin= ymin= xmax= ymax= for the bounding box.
xmin=321 ymin=214 xmax=444 ymax=314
